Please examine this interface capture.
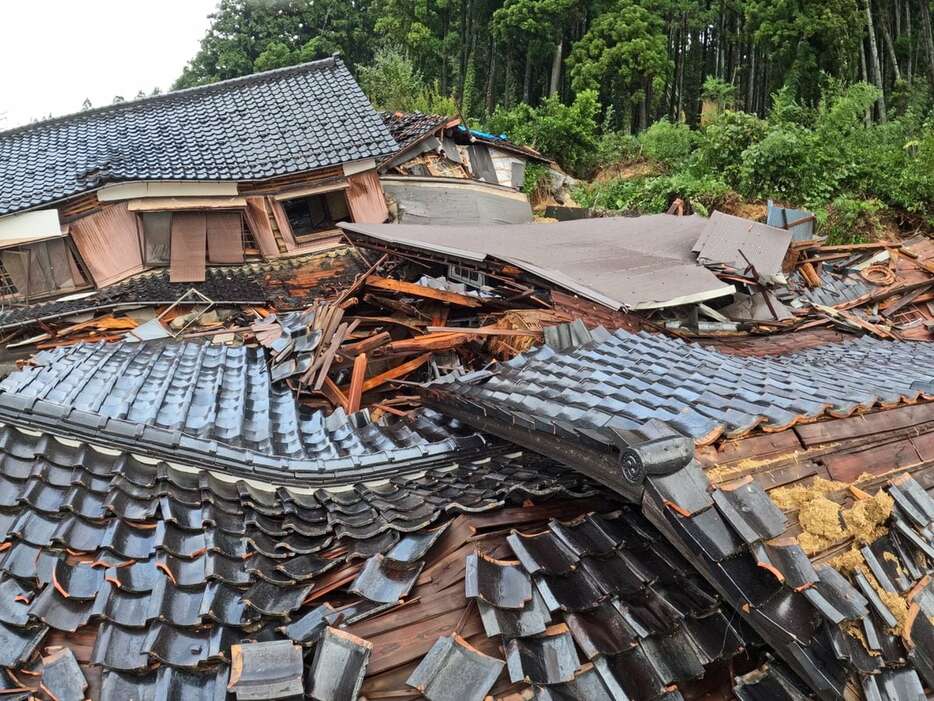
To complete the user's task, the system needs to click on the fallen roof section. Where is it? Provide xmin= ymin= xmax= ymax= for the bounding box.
xmin=694 ymin=211 xmax=794 ymax=277
xmin=0 ymin=57 xmax=398 ymax=216
xmin=426 ymin=328 xmax=934 ymax=698
xmin=0 ymin=417 xmax=645 ymax=699
xmin=341 ymin=215 xmax=736 ymax=310
xmin=0 ymin=340 xmax=487 ymax=482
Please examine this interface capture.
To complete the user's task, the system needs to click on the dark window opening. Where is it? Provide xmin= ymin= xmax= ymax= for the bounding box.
xmin=0 ymin=239 xmax=90 ymax=301
xmin=0 ymin=259 xmax=17 ymax=299
xmin=282 ymin=191 xmax=350 ymax=239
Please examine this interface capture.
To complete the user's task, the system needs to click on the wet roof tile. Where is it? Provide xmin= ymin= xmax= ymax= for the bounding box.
xmin=228 ymin=640 xmax=303 ymax=700
xmin=506 ymin=624 xmax=580 ymax=685
xmin=348 ymin=554 xmax=423 ymax=604
xmin=0 ymin=58 xmax=397 ymax=216
xmin=307 ymin=627 xmax=372 ymax=701
xmin=39 ymin=647 xmax=86 ymax=701
xmin=407 ymin=633 xmax=505 ymax=701
xmin=465 ymin=552 xmax=532 ymax=610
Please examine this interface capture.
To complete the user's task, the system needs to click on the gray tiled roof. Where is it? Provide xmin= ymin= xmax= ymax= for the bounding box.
xmin=0 ymin=341 xmax=483 ymax=480
xmin=0 ymin=57 xmax=398 ymax=215
xmin=0 ymin=422 xmax=604 ymax=695
xmin=437 ymin=329 xmax=934 ymax=443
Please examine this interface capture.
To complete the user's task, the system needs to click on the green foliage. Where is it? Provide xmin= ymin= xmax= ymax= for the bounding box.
xmin=815 ymin=196 xmax=884 ymax=244
xmin=487 ymin=90 xmax=601 ymax=176
xmin=357 ymin=46 xmax=426 ymax=112
xmin=638 ymin=119 xmax=696 ymax=169
xmin=694 ymin=110 xmax=768 ymax=188
xmin=253 ymin=41 xmax=299 ymax=72
xmin=594 ymin=131 xmax=641 ymax=168
xmin=575 ymin=172 xmax=735 ymax=216
xmin=521 ymin=163 xmax=552 ymax=203
xmin=701 ymin=76 xmax=735 ymax=108
xmin=566 ymin=0 xmax=670 ymax=120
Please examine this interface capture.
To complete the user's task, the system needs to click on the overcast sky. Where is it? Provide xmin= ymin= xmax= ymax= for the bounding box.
xmin=0 ymin=0 xmax=218 ymax=129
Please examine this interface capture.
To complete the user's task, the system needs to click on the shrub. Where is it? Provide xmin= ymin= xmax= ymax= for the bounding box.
xmin=738 ymin=125 xmax=834 ymax=203
xmin=522 ymin=163 xmax=552 ymax=204
xmin=638 ymin=119 xmax=696 ymax=169
xmin=487 ymin=91 xmax=601 ymax=177
xmin=594 ymin=130 xmax=641 ymax=168
xmin=574 ymin=172 xmax=734 ymax=215
xmin=694 ymin=110 xmax=767 ymax=189
xmin=816 ymin=196 xmax=884 ymax=244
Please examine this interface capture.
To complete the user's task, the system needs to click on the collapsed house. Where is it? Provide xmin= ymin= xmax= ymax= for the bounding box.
xmin=0 ymin=57 xmax=395 ymax=304
xmin=378 ymin=111 xmax=565 ymax=225
xmin=1 ymin=51 xmax=934 ymax=701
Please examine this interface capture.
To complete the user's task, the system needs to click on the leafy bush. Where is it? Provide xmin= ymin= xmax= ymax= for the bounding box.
xmin=522 ymin=163 xmax=552 ymax=204
xmin=594 ymin=130 xmax=641 ymax=168
xmin=486 ymin=91 xmax=601 ymax=176
xmin=638 ymin=119 xmax=696 ymax=169
xmin=816 ymin=196 xmax=884 ymax=244
xmin=694 ymin=110 xmax=767 ymax=189
xmin=738 ymin=125 xmax=832 ymax=203
xmin=575 ymin=172 xmax=734 ymax=215
xmin=357 ymin=46 xmax=427 ymax=112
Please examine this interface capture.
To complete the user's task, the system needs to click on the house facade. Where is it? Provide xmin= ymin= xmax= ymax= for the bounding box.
xmin=0 ymin=57 xmax=396 ymax=302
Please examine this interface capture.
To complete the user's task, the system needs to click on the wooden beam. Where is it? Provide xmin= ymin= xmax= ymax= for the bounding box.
xmin=425 ymin=325 xmax=543 ymax=337
xmin=321 ymin=376 xmax=349 ymax=411
xmin=359 ymin=353 xmax=432 ymax=394
xmin=366 ymin=276 xmax=483 ymax=308
xmin=347 ymin=353 xmax=368 ymax=413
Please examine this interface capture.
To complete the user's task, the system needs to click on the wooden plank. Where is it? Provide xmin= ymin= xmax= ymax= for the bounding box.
xmin=358 ymin=353 xmax=432 ymax=394
xmin=754 ymin=461 xmax=822 ymax=493
xmin=822 ymin=439 xmax=923 ymax=482
xmin=795 ymin=404 xmax=934 ymax=446
xmin=347 ymin=353 xmax=368 ymax=413
xmin=381 ymin=332 xmax=474 ymax=355
xmin=339 ymin=331 xmax=391 ymax=358
xmin=366 ymin=276 xmax=483 ymax=308
xmin=321 ymin=377 xmax=349 ymax=411
xmin=425 ymin=325 xmax=543 ymax=337
xmin=363 ymin=608 xmax=485 ymax=675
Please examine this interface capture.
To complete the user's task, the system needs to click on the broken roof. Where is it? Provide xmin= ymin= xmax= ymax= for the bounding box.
xmin=0 ymin=57 xmax=398 ymax=215
xmin=427 ymin=327 xmax=934 ymax=697
xmin=0 ymin=340 xmax=485 ymax=481
xmin=341 ymin=215 xmax=736 ymax=310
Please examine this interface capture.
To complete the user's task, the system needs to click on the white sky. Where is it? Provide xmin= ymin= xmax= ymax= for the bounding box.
xmin=0 ymin=0 xmax=218 ymax=129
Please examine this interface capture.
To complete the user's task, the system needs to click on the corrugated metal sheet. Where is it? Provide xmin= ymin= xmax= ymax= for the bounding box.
xmin=169 ymin=212 xmax=207 ymax=282
xmin=69 ymin=203 xmax=145 ymax=287
xmin=694 ymin=211 xmax=792 ymax=277
xmin=380 ymin=177 xmax=533 ymax=226
xmin=341 ymin=215 xmax=734 ymax=310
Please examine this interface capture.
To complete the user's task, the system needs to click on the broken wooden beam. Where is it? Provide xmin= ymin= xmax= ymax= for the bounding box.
xmin=358 ymin=353 xmax=432 ymax=394
xmin=366 ymin=276 xmax=483 ymax=308
xmin=347 ymin=353 xmax=368 ymax=414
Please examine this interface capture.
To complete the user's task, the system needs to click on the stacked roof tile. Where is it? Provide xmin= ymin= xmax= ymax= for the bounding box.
xmin=0 ymin=57 xmax=398 ymax=215
xmin=0 ymin=340 xmax=485 ymax=480
xmin=0 ymin=420 xmax=610 ymax=697
xmin=429 ymin=327 xmax=934 ymax=699
xmin=0 ymin=245 xmax=364 ymax=331
xmin=435 ymin=328 xmax=934 ymax=444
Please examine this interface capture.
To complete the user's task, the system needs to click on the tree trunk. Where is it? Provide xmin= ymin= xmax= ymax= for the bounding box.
xmin=863 ymin=0 xmax=888 ymax=121
xmin=919 ymin=0 xmax=934 ymax=85
xmin=859 ymin=39 xmax=873 ymax=125
xmin=485 ymin=38 xmax=497 ymax=115
xmin=522 ymin=45 xmax=532 ymax=103
xmin=906 ymin=1 xmax=913 ymax=84
xmin=746 ymin=44 xmax=756 ymax=112
xmin=549 ymin=39 xmax=563 ymax=96
xmin=638 ymin=78 xmax=648 ymax=132
xmin=440 ymin=6 xmax=450 ymax=97
xmin=880 ymin=10 xmax=902 ymax=81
